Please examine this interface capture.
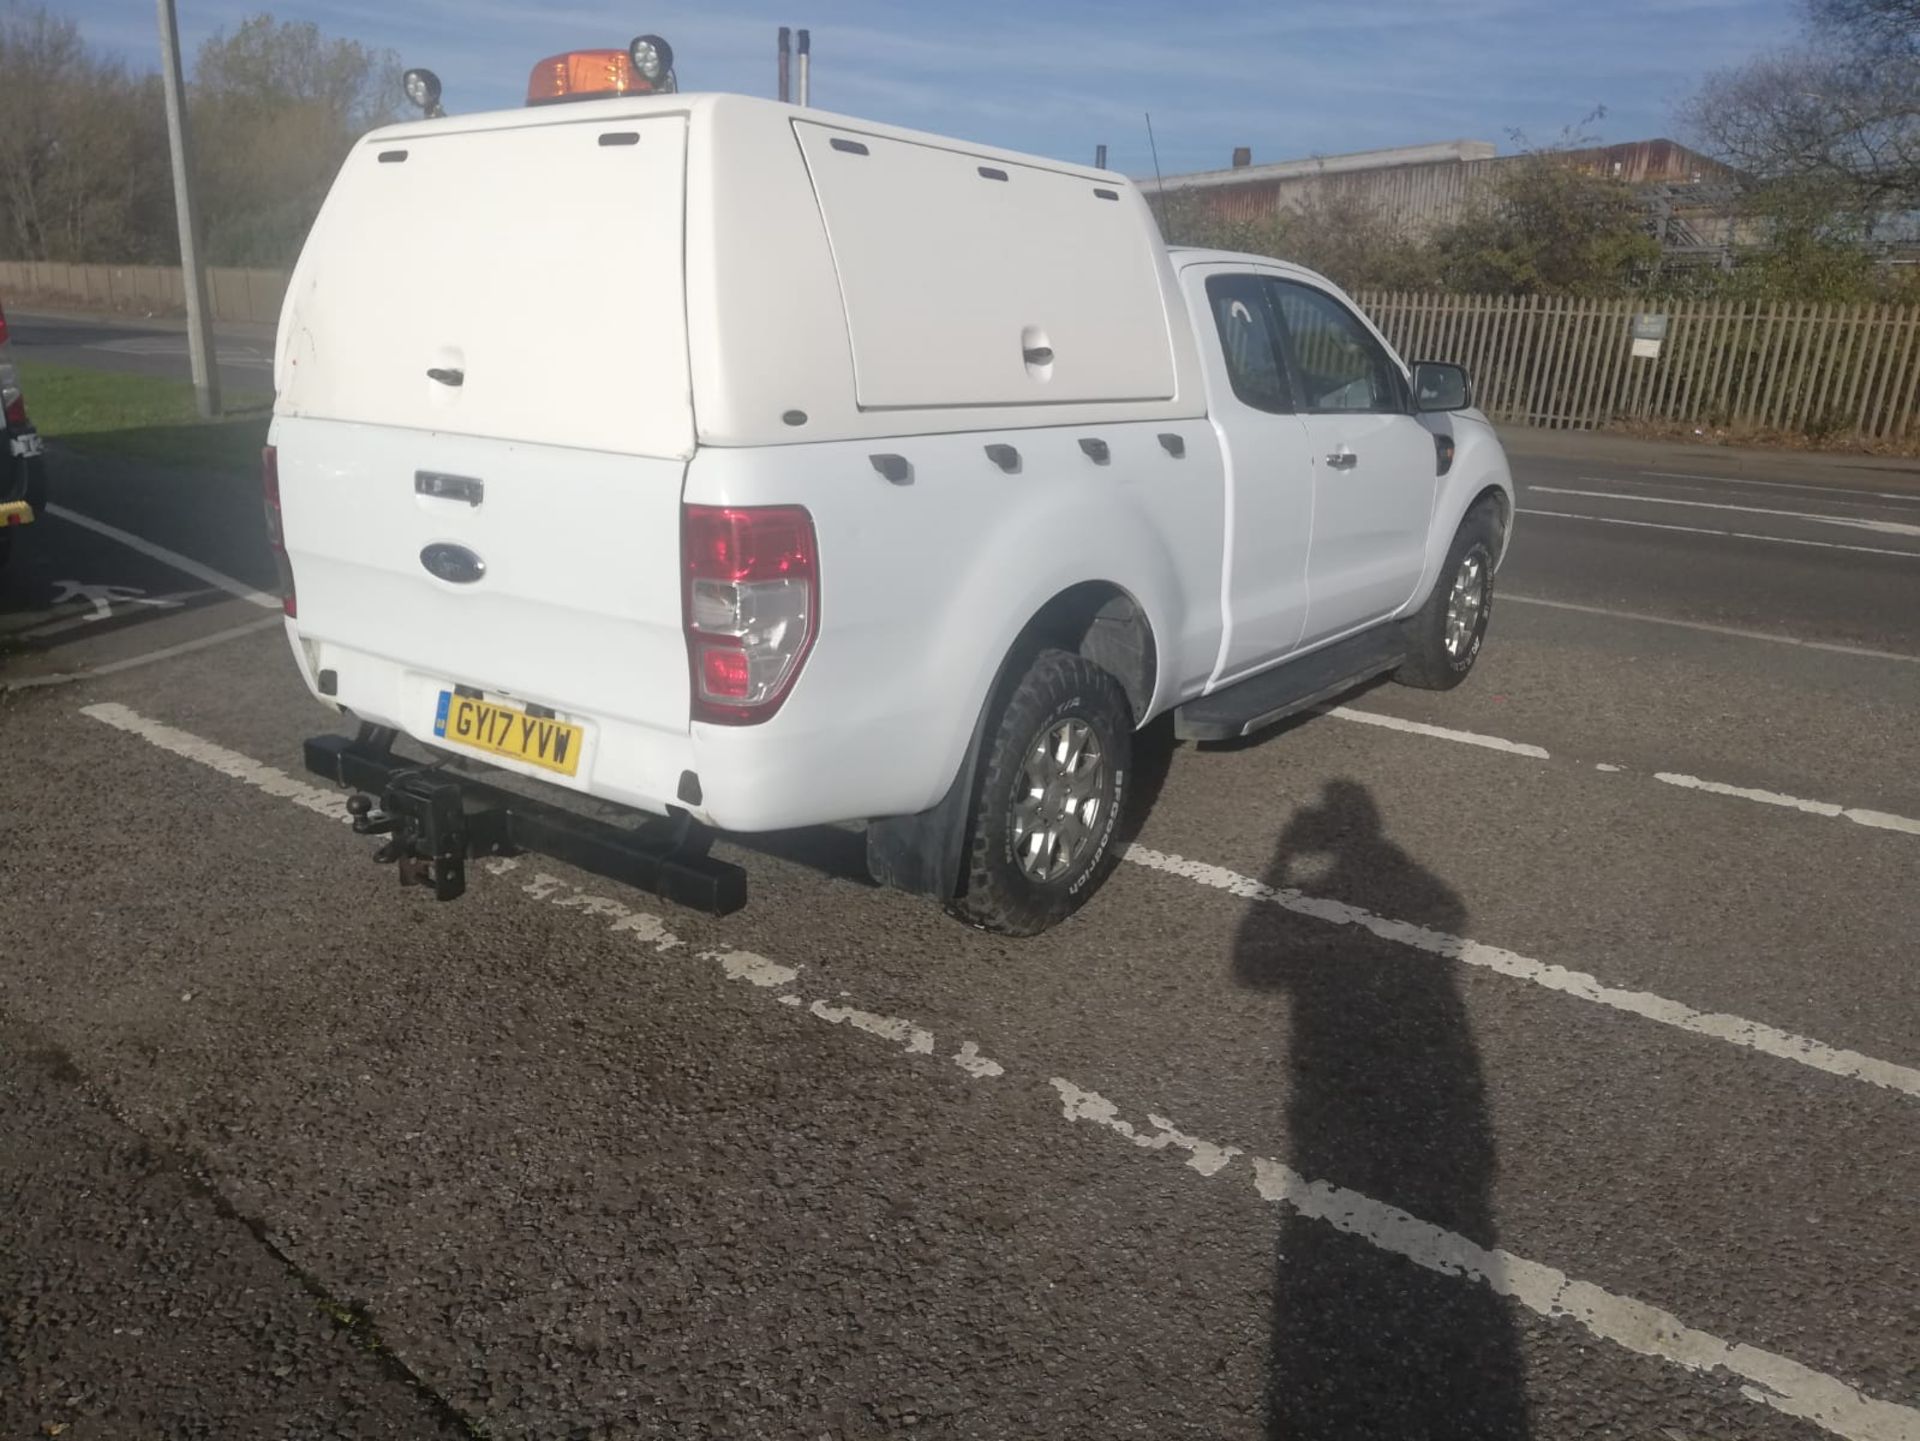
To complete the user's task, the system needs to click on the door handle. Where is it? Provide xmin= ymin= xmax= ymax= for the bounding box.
xmin=1325 ymin=451 xmax=1359 ymax=471
xmin=415 ymin=471 xmax=484 ymax=506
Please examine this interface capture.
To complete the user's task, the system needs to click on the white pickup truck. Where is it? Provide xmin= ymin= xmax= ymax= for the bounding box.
xmin=276 ymin=89 xmax=1512 ymax=935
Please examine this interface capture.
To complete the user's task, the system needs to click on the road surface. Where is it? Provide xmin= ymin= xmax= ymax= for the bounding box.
xmin=4 ymin=309 xmax=276 ymax=398
xmin=1 ymin=424 xmax=1916 ymax=1440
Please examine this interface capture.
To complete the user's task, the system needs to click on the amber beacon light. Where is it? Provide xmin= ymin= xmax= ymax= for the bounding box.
xmin=525 ymin=36 xmax=676 ymax=104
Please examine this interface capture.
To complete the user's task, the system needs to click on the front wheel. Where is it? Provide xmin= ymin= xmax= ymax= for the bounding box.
xmin=1395 ymin=503 xmax=1499 ymax=691
xmin=947 ymin=649 xmax=1132 ymax=937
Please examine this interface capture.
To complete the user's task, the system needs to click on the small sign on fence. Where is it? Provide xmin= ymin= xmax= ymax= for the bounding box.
xmin=1629 ymin=313 xmax=1668 ymax=360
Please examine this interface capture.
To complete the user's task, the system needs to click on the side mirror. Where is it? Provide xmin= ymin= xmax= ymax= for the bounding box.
xmin=1413 ymin=361 xmax=1471 ymax=413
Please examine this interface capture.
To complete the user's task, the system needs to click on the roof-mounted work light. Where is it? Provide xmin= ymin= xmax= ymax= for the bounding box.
xmin=402 ymin=67 xmax=445 ymax=118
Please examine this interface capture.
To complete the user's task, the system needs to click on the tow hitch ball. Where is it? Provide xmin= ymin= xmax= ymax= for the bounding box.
xmin=346 ymin=773 xmax=474 ymax=902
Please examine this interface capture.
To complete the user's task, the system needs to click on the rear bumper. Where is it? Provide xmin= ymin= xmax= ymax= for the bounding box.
xmin=287 ymin=631 xmax=965 ymax=834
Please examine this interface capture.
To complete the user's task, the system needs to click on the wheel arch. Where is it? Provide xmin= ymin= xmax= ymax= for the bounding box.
xmin=1003 ymin=580 xmax=1158 ymax=727
xmin=864 ymin=578 xmax=1159 ymax=902
xmin=1470 ymin=481 xmax=1512 ymax=564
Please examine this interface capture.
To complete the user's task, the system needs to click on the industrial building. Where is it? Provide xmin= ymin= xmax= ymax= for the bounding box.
xmin=1152 ymin=138 xmax=1746 ymax=263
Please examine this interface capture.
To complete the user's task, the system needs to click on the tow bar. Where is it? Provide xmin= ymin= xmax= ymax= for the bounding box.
xmin=304 ymin=725 xmax=747 ymax=915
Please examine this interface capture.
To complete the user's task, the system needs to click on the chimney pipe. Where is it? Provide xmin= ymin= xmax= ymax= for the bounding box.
xmin=1095 ymin=143 xmax=1108 ymax=169
xmin=796 ymin=28 xmax=810 ymax=107
xmin=777 ymin=26 xmax=790 ymax=103
xmin=1232 ymin=146 xmax=1252 ymax=168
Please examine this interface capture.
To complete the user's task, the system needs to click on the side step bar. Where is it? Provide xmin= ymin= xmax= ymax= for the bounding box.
xmin=304 ymin=729 xmax=747 ymax=916
xmin=1174 ymin=627 xmax=1407 ymax=742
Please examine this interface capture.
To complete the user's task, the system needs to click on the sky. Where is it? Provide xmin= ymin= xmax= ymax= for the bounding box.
xmin=67 ymin=0 xmax=1802 ymax=176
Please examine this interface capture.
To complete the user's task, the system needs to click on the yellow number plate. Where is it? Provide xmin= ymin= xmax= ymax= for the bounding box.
xmin=433 ymin=691 xmax=583 ymax=776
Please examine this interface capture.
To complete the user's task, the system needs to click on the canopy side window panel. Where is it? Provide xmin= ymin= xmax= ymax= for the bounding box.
xmin=793 ymin=121 xmax=1177 ymax=411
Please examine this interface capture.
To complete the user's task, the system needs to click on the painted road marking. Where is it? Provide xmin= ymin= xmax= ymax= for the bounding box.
xmin=0 ymin=616 xmax=283 ymax=693
xmin=45 ymin=503 xmax=279 ymax=608
xmin=81 ymin=701 xmax=348 ymax=820
xmin=1121 ymin=843 xmax=1920 ymax=1100
xmin=1501 ymin=593 xmax=1920 ymax=665
xmin=81 ymin=699 xmax=1920 ymax=1099
xmin=1516 ymin=507 xmax=1919 ymax=559
xmin=78 ymin=704 xmax=1920 ymax=1441
xmin=1654 ymin=773 xmax=1920 ymax=836
xmin=1321 ymin=704 xmax=1551 ymax=759
xmin=1531 ymin=485 xmax=1920 ymax=539
xmin=23 ymin=584 xmax=213 ymax=640
xmin=1053 ymin=1081 xmax=1920 ymax=1441
xmin=1638 ymin=471 xmax=1920 ymax=505
xmin=1320 ymin=703 xmax=1920 ymax=839
xmin=46 ymin=579 xmax=186 ymax=624
xmin=88 ymin=336 xmax=274 ymax=368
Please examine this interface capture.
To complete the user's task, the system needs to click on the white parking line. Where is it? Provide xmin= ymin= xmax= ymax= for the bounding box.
xmin=45 ymin=503 xmax=279 ymax=609
xmin=1 ymin=616 xmax=283 ymax=693
xmin=1638 ymin=471 xmax=1920 ymax=505
xmin=1531 ymin=485 xmax=1920 ymax=539
xmin=1654 ymin=772 xmax=1920 ymax=836
xmin=1055 ymin=1082 xmax=1920 ymax=1441
xmin=78 ymin=702 xmax=1920 ymax=1441
xmin=1321 ymin=704 xmax=1550 ymax=759
xmin=1518 ymin=507 xmax=1920 ymax=559
xmin=1321 ymin=701 xmax=1920 ymax=838
xmin=1121 ymin=843 xmax=1920 ymax=1100
xmin=1500 ymin=593 xmax=1920 ymax=665
xmin=81 ymin=701 xmax=348 ymax=820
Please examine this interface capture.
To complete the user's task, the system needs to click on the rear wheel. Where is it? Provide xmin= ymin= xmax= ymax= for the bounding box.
xmin=947 ymin=649 xmax=1132 ymax=936
xmin=1395 ymin=503 xmax=1499 ymax=691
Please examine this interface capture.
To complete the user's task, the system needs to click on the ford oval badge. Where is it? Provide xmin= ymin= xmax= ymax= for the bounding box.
xmin=420 ymin=542 xmax=485 ymax=584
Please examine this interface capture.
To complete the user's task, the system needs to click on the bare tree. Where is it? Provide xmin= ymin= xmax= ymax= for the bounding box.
xmin=0 ymin=5 xmax=171 ymax=262
xmin=1685 ymin=0 xmax=1919 ymax=210
xmin=190 ymin=14 xmax=400 ymax=265
xmin=1809 ymin=0 xmax=1919 ymax=57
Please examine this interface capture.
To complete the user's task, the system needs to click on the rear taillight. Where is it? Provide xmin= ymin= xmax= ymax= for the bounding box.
xmin=262 ymin=445 xmax=296 ymax=617
xmin=683 ymin=504 xmax=818 ymax=725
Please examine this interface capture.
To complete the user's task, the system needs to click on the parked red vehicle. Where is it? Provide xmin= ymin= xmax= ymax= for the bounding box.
xmin=0 ymin=296 xmax=46 ymax=566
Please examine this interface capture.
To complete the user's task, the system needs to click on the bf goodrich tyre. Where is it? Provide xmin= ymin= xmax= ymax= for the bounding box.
xmin=947 ymin=649 xmax=1132 ymax=937
xmin=1395 ymin=503 xmax=1500 ymax=692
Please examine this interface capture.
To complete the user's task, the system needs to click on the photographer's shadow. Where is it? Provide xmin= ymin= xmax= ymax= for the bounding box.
xmin=1233 ymin=779 xmax=1529 ymax=1440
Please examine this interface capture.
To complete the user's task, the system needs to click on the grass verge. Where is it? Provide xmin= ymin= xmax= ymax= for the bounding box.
xmin=17 ymin=361 xmax=270 ymax=476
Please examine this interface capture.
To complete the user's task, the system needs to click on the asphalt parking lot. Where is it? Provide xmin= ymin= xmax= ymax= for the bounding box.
xmin=2 ymin=352 xmax=1917 ymax=1438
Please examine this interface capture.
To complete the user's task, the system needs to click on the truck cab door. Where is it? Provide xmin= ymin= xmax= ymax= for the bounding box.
xmin=1265 ymin=277 xmax=1435 ymax=644
xmin=1185 ymin=268 xmax=1315 ymax=686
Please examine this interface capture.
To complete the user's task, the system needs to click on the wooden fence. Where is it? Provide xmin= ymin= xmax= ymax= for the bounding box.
xmin=1354 ymin=292 xmax=1920 ymax=441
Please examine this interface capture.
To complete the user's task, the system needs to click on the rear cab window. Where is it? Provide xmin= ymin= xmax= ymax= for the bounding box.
xmin=1204 ymin=274 xmax=1292 ymax=414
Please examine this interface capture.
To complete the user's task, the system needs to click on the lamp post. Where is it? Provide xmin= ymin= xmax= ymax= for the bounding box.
xmin=155 ymin=0 xmax=220 ymax=419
